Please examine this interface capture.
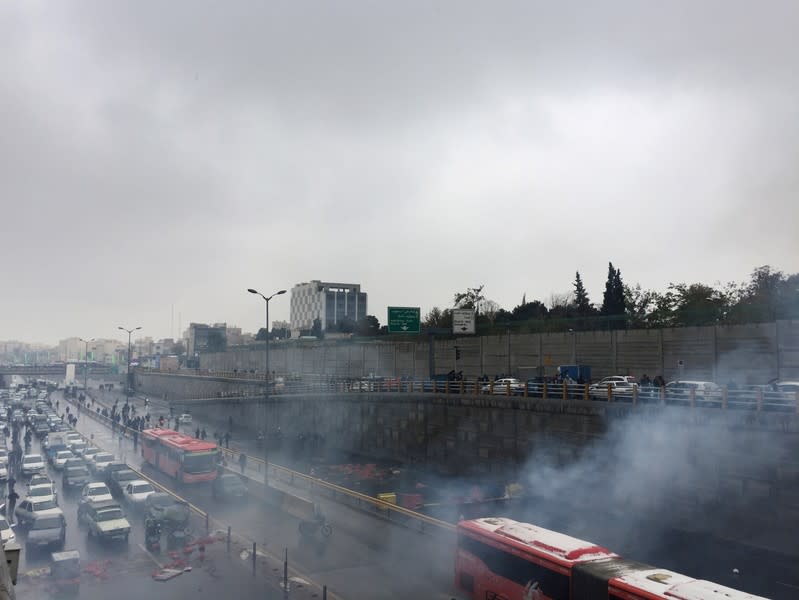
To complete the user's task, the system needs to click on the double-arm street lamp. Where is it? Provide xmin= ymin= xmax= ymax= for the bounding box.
xmin=247 ymin=287 xmax=286 ymax=485
xmin=118 ymin=326 xmax=141 ymax=401
xmin=79 ymin=337 xmax=95 ymax=393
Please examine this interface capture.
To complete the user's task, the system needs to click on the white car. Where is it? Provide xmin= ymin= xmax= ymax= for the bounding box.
xmin=178 ymin=414 xmax=192 ymax=425
xmin=28 ymin=483 xmax=58 ymax=505
xmin=596 ymin=375 xmax=638 ymax=386
xmin=21 ymin=453 xmax=46 ymax=477
xmin=482 ymin=378 xmax=525 ymax=395
xmin=69 ymin=441 xmax=88 ymax=456
xmin=122 ymin=480 xmax=156 ymax=508
xmin=81 ymin=483 xmax=113 ymax=505
xmin=53 ymin=450 xmax=75 ymax=471
xmin=589 ymin=380 xmax=637 ymax=400
xmin=90 ymin=453 xmax=115 ymax=476
xmin=14 ymin=498 xmax=62 ymax=527
xmin=0 ymin=516 xmax=15 ymax=547
xmin=82 ymin=447 xmax=102 ymax=461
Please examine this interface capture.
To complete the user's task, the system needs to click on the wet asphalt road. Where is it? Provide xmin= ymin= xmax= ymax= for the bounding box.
xmin=59 ymin=387 xmax=458 ymax=600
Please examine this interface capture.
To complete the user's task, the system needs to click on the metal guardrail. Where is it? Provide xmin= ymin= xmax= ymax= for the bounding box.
xmin=217 ymin=445 xmax=455 ymax=535
xmin=140 ymin=368 xmax=799 ymax=413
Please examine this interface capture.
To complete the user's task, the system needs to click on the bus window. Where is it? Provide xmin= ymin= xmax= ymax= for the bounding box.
xmin=459 ymin=535 xmax=570 ymax=600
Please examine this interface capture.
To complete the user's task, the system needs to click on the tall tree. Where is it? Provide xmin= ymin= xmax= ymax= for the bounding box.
xmin=573 ymin=271 xmax=593 ymax=317
xmin=670 ymin=283 xmax=727 ymax=326
xmin=601 ymin=262 xmax=626 ymax=328
xmin=453 ymin=285 xmax=486 ymax=314
xmin=355 ymin=315 xmax=381 ymax=336
xmin=423 ymin=307 xmax=453 ymax=330
xmin=310 ymin=318 xmax=324 ymax=339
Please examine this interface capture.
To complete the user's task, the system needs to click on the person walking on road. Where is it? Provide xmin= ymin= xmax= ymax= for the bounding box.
xmin=7 ymin=490 xmax=18 ymax=524
xmin=200 ymin=428 xmax=207 ymax=440
xmin=238 ymin=452 xmax=247 ymax=474
xmin=224 ymin=431 xmax=231 ymax=449
xmin=195 ymin=427 xmax=200 ymax=439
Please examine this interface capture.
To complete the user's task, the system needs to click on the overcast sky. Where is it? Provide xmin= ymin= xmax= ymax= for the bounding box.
xmin=2 ymin=1 xmax=798 ymax=345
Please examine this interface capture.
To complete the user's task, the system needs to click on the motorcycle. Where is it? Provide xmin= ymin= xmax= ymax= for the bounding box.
xmin=298 ymin=516 xmax=332 ymax=539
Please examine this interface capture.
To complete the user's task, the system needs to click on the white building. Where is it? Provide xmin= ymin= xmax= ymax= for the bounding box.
xmin=289 ymin=281 xmax=367 ymax=337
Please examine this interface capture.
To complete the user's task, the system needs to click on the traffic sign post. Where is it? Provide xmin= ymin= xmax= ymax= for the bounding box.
xmin=387 ymin=307 xmax=421 ymax=334
xmin=452 ymin=309 xmax=476 ymax=335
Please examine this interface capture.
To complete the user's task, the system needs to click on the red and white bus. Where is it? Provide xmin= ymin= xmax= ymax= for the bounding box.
xmin=141 ymin=428 xmax=219 ymax=484
xmin=455 ymin=518 xmax=768 ymax=600
xmin=608 ymin=568 xmax=766 ymax=600
xmin=455 ymin=517 xmax=618 ymax=600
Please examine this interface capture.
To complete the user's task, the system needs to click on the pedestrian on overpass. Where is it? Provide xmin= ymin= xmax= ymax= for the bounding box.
xmin=238 ymin=452 xmax=247 ymax=473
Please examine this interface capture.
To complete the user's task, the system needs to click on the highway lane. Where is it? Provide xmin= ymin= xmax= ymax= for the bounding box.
xmin=65 ymin=388 xmax=458 ymax=600
xmin=9 ymin=425 xmax=291 ymax=600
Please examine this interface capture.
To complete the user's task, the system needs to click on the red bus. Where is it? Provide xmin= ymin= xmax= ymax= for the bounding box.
xmin=455 ymin=518 xmax=768 ymax=600
xmin=455 ymin=517 xmax=617 ymax=600
xmin=141 ymin=428 xmax=219 ymax=483
xmin=608 ymin=568 xmax=766 ymax=600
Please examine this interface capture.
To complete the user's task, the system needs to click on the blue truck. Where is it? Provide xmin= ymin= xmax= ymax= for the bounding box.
xmin=556 ymin=365 xmax=592 ymax=383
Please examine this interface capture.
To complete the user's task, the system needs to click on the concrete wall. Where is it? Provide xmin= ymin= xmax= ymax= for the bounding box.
xmin=199 ymin=320 xmax=799 ymax=384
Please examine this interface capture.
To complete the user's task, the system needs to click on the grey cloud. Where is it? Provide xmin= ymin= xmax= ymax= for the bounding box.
xmin=1 ymin=2 xmax=798 ymax=343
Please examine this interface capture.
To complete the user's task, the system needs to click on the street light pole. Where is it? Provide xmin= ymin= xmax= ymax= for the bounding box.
xmin=118 ymin=326 xmax=142 ymax=403
xmin=79 ymin=338 xmax=95 ymax=393
xmin=247 ymin=288 xmax=286 ymax=486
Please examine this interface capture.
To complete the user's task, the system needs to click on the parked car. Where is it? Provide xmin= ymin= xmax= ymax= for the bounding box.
xmin=122 ymin=480 xmax=156 ymax=509
xmin=83 ymin=501 xmax=131 ymax=543
xmin=109 ymin=470 xmax=139 ymax=497
xmin=26 ymin=512 xmax=66 ymax=551
xmin=481 ymin=378 xmax=526 ymax=395
xmin=0 ymin=516 xmax=15 ymax=547
xmin=28 ymin=483 xmax=58 ymax=505
xmin=81 ymin=447 xmax=102 ymax=462
xmin=63 ymin=465 xmax=92 ymax=492
xmin=13 ymin=498 xmax=61 ymax=528
xmin=80 ymin=483 xmax=113 ymax=507
xmin=21 ymin=454 xmax=46 ymax=477
xmin=68 ymin=441 xmax=87 ymax=456
xmin=665 ymin=381 xmax=722 ymax=404
xmin=28 ymin=474 xmax=52 ymax=489
xmin=53 ymin=450 xmax=75 ymax=471
xmin=91 ymin=454 xmax=117 ymax=477
xmin=177 ymin=413 xmax=192 ymax=425
xmin=144 ymin=493 xmax=190 ymax=530
xmin=589 ymin=380 xmax=637 ymax=400
xmin=212 ymin=473 xmax=248 ymax=500
xmin=63 ymin=457 xmax=88 ymax=472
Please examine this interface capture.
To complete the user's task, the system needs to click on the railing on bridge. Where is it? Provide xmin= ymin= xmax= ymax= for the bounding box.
xmin=142 ymin=368 xmax=799 ymax=414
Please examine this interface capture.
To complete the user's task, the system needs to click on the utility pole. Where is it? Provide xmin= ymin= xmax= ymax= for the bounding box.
xmin=118 ymin=326 xmax=142 ymax=401
xmin=247 ymin=288 xmax=286 ymax=486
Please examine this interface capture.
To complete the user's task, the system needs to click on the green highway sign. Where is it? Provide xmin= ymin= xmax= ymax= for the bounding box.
xmin=387 ymin=306 xmax=421 ymax=334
